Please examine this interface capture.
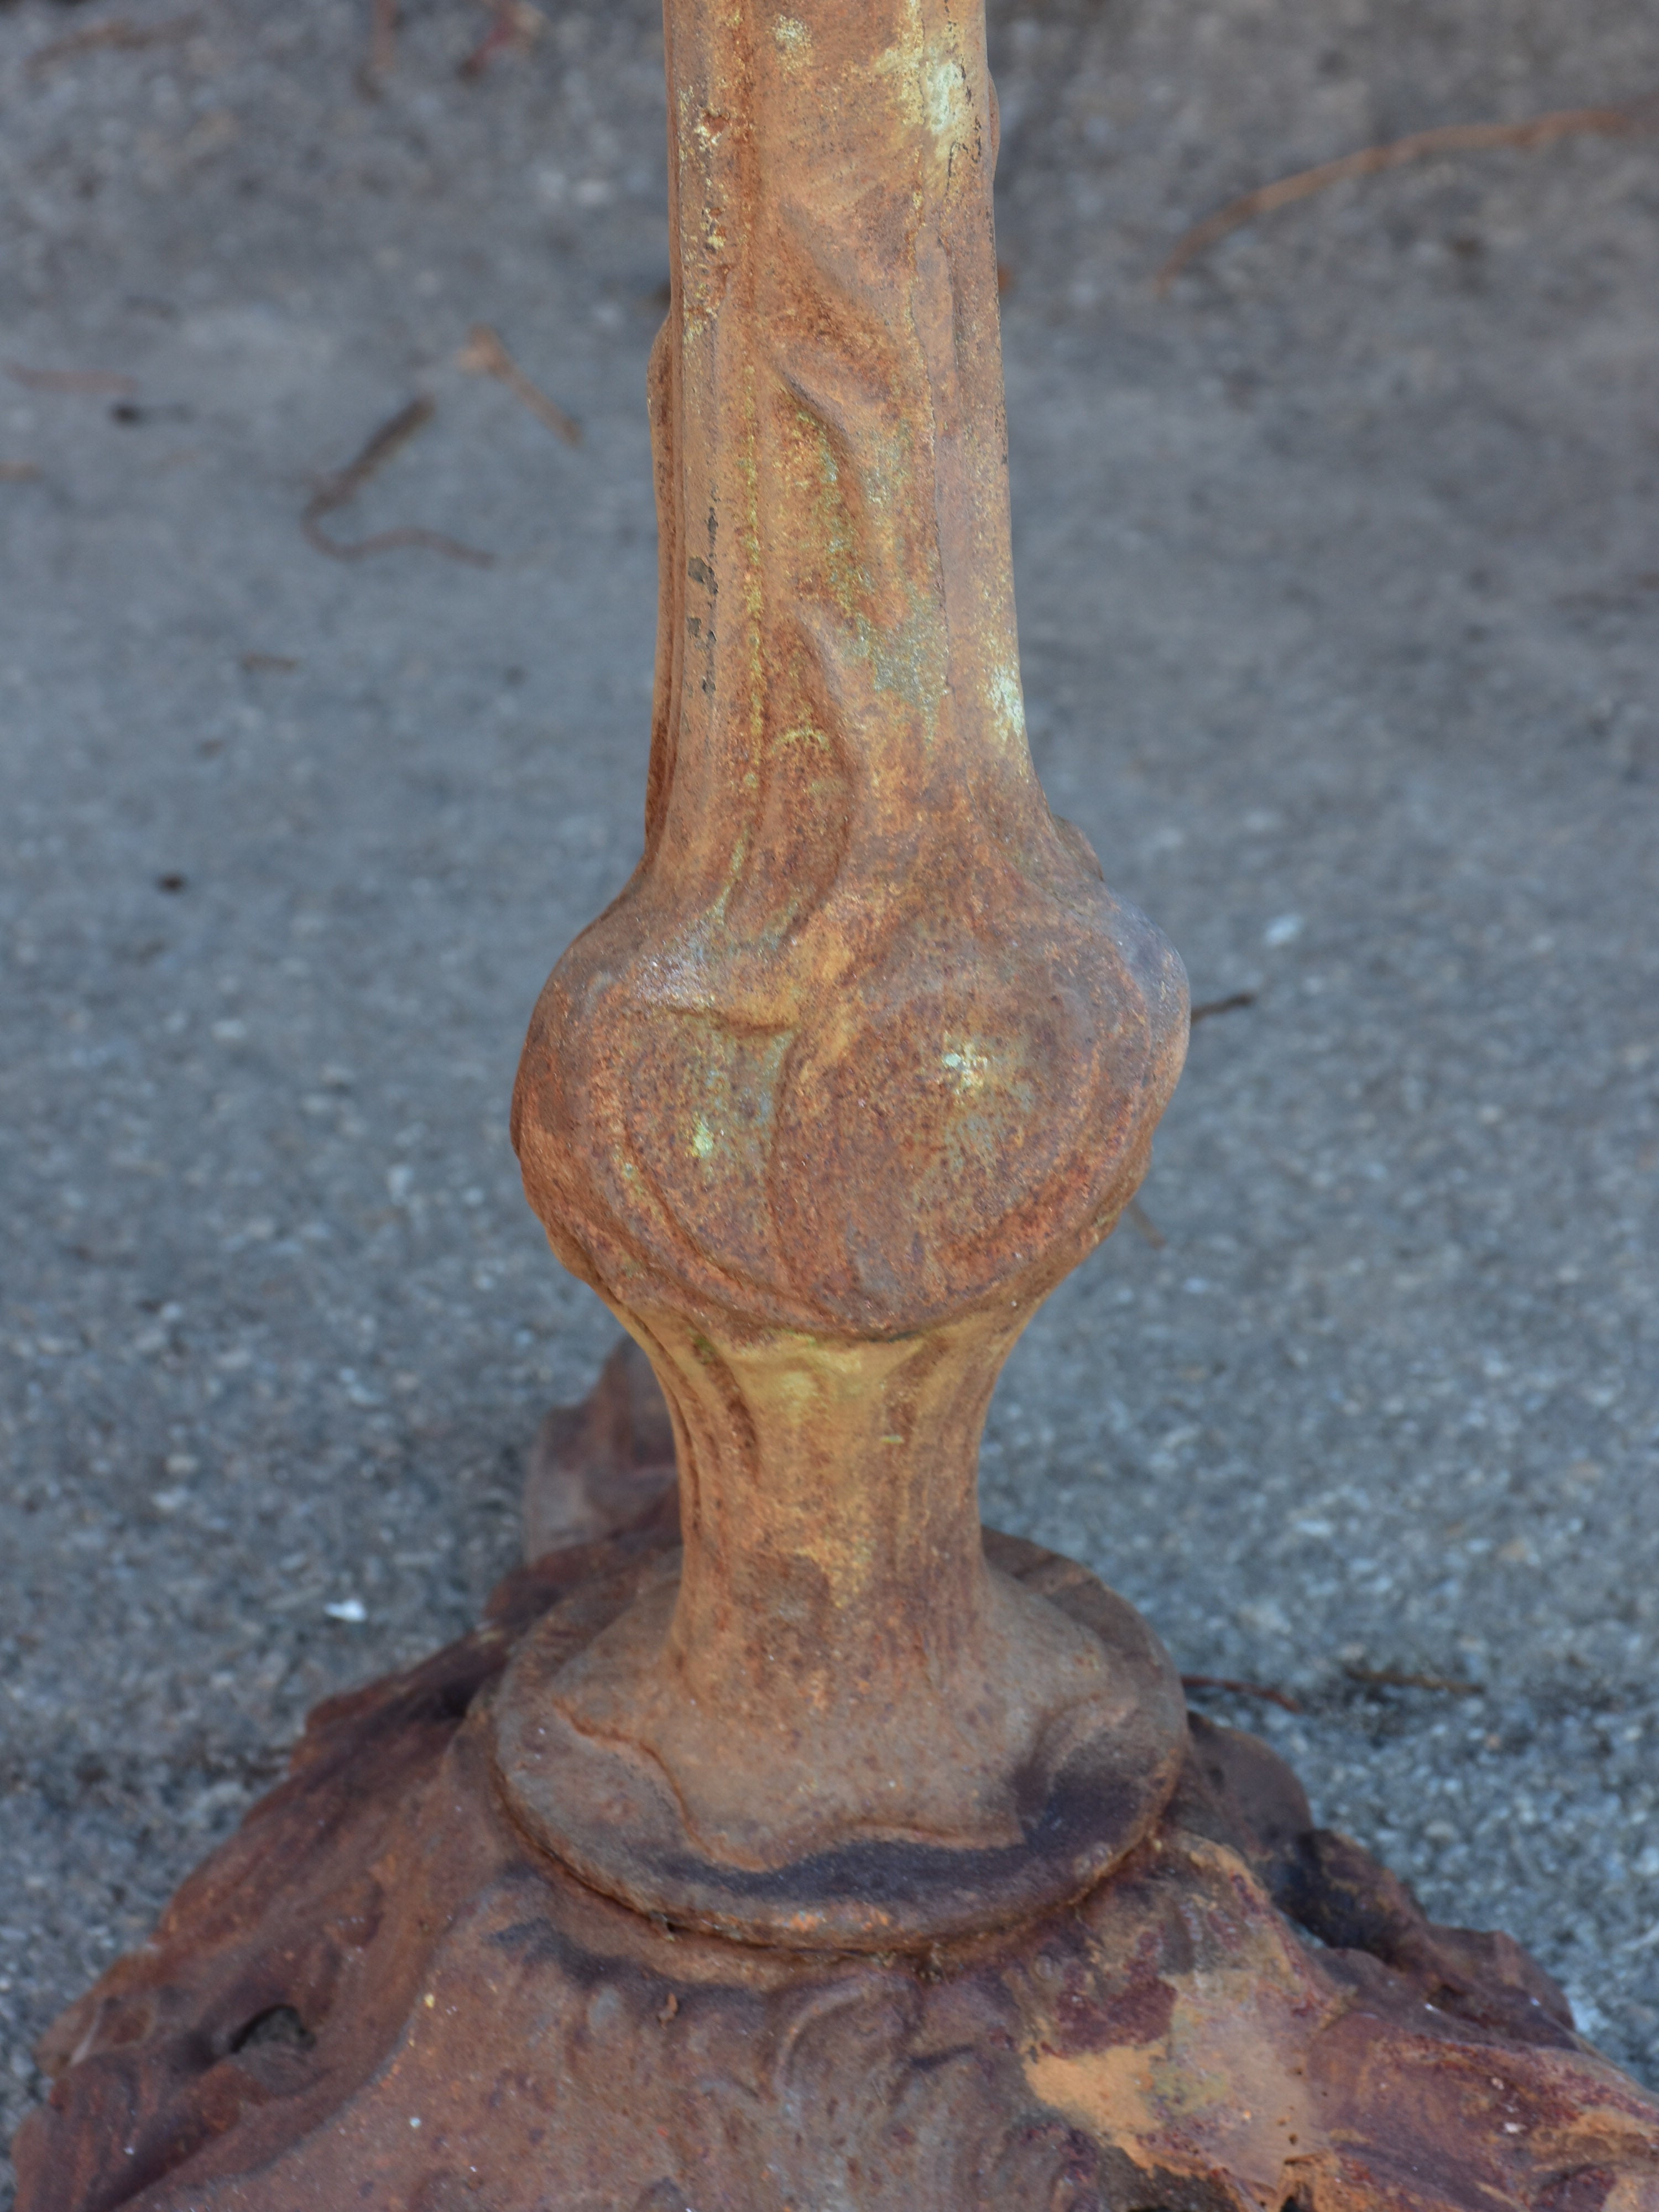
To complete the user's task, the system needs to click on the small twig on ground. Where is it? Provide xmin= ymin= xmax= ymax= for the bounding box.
xmin=1124 ymin=1197 xmax=1166 ymax=1249
xmin=367 ymin=0 xmax=397 ymax=78
xmin=1182 ymin=1674 xmax=1304 ymax=1715
xmin=1344 ymin=1665 xmax=1483 ymax=1698
xmin=1156 ymin=94 xmax=1659 ymax=293
xmin=311 ymin=394 xmax=435 ymax=508
xmin=28 ymin=13 xmax=199 ymax=74
xmin=457 ymin=0 xmax=544 ymax=81
xmin=1190 ymin=990 xmax=1256 ymax=1026
xmin=458 ymin=324 xmax=582 ymax=446
xmin=305 ymin=512 xmax=493 ymax=565
xmin=7 ymin=363 xmax=136 ymax=398
xmin=302 ymin=395 xmax=493 ymax=567
xmin=1555 ymin=571 xmax=1659 ymax=613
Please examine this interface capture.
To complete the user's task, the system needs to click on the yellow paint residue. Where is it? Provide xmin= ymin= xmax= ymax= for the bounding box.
xmin=871 ymin=1 xmax=973 ymax=180
xmin=923 ymin=53 xmax=970 ymax=145
xmin=773 ymin=15 xmax=810 ymax=64
xmin=989 ymin=664 xmax=1027 ymax=749
xmin=940 ymin=1037 xmax=992 ymax=1094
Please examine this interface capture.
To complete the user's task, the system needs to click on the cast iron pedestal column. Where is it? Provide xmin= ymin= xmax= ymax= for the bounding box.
xmin=502 ymin=0 xmax=1188 ymax=1951
xmin=17 ymin=1 xmax=1659 ymax=2206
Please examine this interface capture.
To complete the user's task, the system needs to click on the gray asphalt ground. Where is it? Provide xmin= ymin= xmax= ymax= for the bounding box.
xmin=3 ymin=0 xmax=1658 ymax=2187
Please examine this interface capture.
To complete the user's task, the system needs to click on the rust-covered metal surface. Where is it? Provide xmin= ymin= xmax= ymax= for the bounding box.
xmin=506 ymin=0 xmax=1189 ymax=1947
xmin=19 ymin=0 xmax=1659 ymax=2197
xmin=18 ymin=1358 xmax=1659 ymax=2210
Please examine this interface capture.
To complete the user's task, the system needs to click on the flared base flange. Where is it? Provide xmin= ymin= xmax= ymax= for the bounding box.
xmin=19 ymin=1613 xmax=1659 ymax=2211
xmin=493 ymin=1530 xmax=1187 ymax=1952
xmin=17 ymin=1350 xmax=1659 ymax=2211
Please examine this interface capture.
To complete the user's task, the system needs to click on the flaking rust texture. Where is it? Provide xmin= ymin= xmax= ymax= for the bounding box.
xmin=18 ymin=0 xmax=1659 ymax=2199
xmin=504 ymin=0 xmax=1190 ymax=1943
xmin=18 ymin=1352 xmax=1659 ymax=2210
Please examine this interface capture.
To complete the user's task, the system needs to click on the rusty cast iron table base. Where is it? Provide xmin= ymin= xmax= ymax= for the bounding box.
xmin=19 ymin=1350 xmax=1659 ymax=2212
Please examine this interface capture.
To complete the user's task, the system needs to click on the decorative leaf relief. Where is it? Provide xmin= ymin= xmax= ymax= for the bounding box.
xmin=513 ymin=0 xmax=1187 ymax=1338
